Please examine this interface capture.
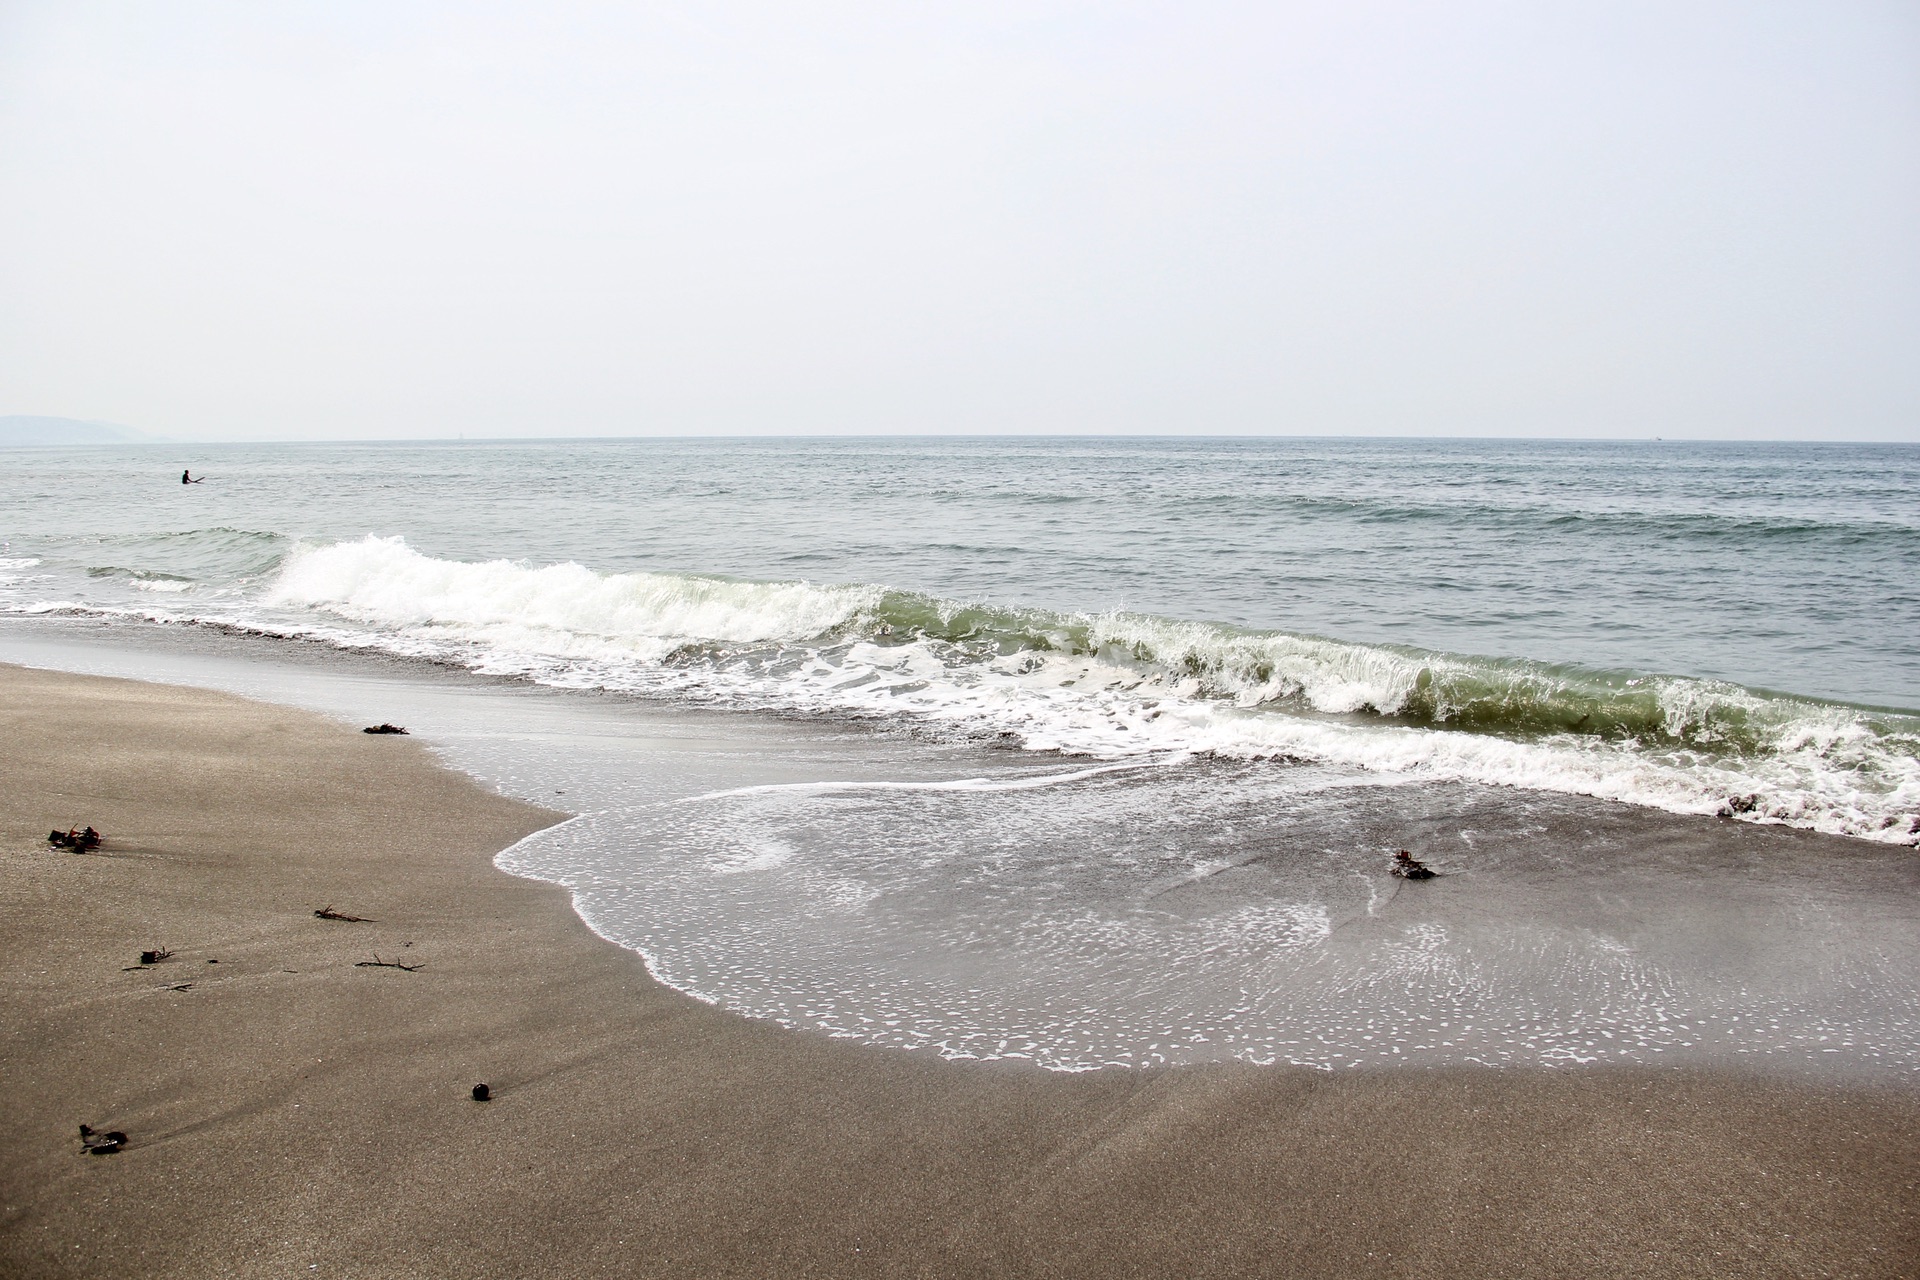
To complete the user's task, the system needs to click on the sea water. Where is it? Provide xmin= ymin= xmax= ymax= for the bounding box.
xmin=3 ymin=436 xmax=1917 ymax=1074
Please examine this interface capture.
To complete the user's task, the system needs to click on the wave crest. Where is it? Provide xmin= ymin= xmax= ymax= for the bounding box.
xmin=268 ymin=535 xmax=881 ymax=660
xmin=205 ymin=536 xmax=1916 ymax=846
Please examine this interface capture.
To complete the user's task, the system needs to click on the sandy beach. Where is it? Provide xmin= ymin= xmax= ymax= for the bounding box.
xmin=2 ymin=661 xmax=1915 ymax=1279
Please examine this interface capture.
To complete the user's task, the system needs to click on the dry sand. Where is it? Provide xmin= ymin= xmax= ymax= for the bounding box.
xmin=1 ymin=662 xmax=1914 ymax=1279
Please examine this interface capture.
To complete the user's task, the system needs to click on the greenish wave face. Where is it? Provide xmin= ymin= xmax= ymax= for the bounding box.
xmin=851 ymin=589 xmax=1916 ymax=757
xmin=3 ymin=520 xmax=1915 ymax=847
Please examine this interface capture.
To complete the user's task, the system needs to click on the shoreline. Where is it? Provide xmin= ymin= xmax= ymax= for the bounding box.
xmin=2 ymin=662 xmax=1916 ymax=1277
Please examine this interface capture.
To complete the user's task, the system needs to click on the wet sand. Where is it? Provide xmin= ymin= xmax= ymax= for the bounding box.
xmin=1 ymin=662 xmax=1915 ymax=1278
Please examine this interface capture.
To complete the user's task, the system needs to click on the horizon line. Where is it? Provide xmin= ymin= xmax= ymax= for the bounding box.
xmin=15 ymin=433 xmax=1918 ymax=448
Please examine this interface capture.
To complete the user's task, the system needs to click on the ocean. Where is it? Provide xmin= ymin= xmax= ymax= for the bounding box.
xmin=3 ymin=436 xmax=1917 ymax=1073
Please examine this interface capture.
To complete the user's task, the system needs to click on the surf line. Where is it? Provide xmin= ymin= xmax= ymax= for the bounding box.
xmin=673 ymin=754 xmax=1191 ymax=805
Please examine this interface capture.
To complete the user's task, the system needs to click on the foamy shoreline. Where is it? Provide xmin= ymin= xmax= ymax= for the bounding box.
xmin=7 ymin=614 xmax=1919 ymax=1082
xmin=3 ymin=659 xmax=1916 ymax=1277
xmin=9 ymin=530 xmax=1915 ymax=846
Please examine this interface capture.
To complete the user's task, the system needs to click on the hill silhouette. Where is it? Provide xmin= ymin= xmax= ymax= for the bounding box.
xmin=0 ymin=415 xmax=162 ymax=445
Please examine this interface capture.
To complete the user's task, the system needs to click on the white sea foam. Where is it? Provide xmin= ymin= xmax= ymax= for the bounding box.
xmin=266 ymin=534 xmax=879 ymax=661
xmin=245 ymin=537 xmax=1920 ymax=845
xmin=679 ymin=759 xmax=1173 ymax=805
xmin=13 ymin=534 xmax=1916 ymax=846
xmin=7 ymin=534 xmax=1917 ymax=1077
xmin=504 ymin=755 xmax=1920 ymax=1075
xmin=0 ymin=557 xmax=43 ymax=586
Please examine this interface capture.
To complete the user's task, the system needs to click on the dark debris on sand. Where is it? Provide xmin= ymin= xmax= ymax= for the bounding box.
xmin=78 ymin=1125 xmax=128 ymax=1155
xmin=48 ymin=826 xmax=102 ymax=851
xmin=362 ymin=723 xmax=408 ymax=735
xmin=355 ymin=954 xmax=424 ymax=972
xmin=1391 ymin=849 xmax=1437 ymax=879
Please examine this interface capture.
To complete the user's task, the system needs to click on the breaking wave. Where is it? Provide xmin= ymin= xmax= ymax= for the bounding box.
xmin=251 ymin=536 xmax=1919 ymax=845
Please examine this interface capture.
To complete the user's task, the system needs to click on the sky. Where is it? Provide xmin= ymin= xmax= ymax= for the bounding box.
xmin=1 ymin=1 xmax=1916 ymax=442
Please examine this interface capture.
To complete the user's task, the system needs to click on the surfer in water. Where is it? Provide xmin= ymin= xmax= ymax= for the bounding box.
xmin=181 ymin=469 xmax=203 ymax=484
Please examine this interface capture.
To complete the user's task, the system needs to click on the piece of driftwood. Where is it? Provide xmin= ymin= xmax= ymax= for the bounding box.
xmin=1391 ymin=850 xmax=1437 ymax=880
xmin=471 ymin=1083 xmax=491 ymax=1101
xmin=79 ymin=1125 xmax=129 ymax=1155
xmin=355 ymin=954 xmax=424 ymax=972
xmin=314 ymin=906 xmax=373 ymax=922
xmin=166 ymin=982 xmax=194 ymax=992
xmin=362 ymin=723 xmax=409 ymax=735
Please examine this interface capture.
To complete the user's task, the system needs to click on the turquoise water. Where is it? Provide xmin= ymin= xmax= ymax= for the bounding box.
xmin=2 ymin=436 xmax=1916 ymax=843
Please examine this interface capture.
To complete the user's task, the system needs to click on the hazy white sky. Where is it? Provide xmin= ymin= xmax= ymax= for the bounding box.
xmin=2 ymin=1 xmax=1916 ymax=441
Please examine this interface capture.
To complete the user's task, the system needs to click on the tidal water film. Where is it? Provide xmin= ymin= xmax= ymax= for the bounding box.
xmin=4 ymin=437 xmax=1916 ymax=1075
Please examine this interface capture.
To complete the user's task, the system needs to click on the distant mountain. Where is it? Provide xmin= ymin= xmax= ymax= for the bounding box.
xmin=0 ymin=415 xmax=163 ymax=446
